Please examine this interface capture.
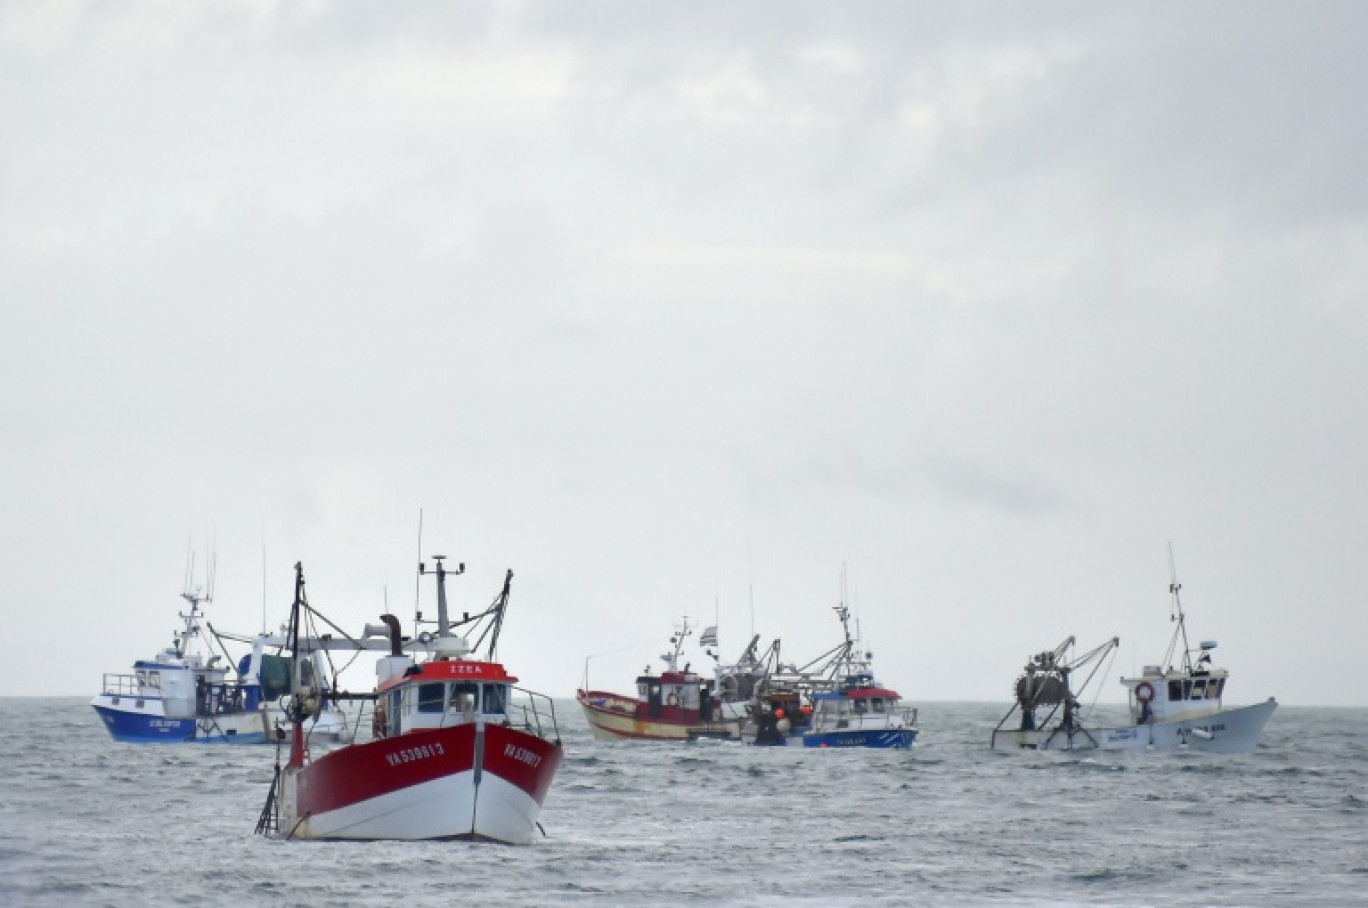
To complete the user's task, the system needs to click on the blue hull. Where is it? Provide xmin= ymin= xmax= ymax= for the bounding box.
xmin=91 ymin=705 xmax=266 ymax=744
xmin=801 ymin=729 xmax=918 ymax=749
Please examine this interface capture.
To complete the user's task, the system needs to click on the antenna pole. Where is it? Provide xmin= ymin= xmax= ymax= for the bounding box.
xmin=713 ymin=554 xmax=720 ymax=629
xmin=747 ymin=549 xmax=755 ymax=639
xmin=261 ymin=541 xmax=268 ymax=634
xmin=259 ymin=511 xmax=268 ymax=633
xmin=207 ymin=545 xmax=216 ymax=604
xmin=413 ymin=509 xmax=424 ymax=639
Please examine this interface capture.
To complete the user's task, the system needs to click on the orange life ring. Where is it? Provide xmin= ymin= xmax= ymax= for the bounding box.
xmin=1135 ymin=681 xmax=1155 ymax=704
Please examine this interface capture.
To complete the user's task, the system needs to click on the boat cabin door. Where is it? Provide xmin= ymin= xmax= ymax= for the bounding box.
xmin=641 ymin=680 xmax=663 ymax=718
xmin=700 ymin=681 xmax=715 ymax=722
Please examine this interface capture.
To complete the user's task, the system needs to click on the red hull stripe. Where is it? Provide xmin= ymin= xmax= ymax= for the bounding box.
xmin=299 ymin=724 xmax=561 ymax=816
xmin=481 ymin=723 xmax=562 ymax=805
xmin=578 ymin=691 xmax=702 ymax=723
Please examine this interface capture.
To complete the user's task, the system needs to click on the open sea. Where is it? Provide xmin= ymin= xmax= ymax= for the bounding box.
xmin=1 ymin=698 xmax=1364 ymax=907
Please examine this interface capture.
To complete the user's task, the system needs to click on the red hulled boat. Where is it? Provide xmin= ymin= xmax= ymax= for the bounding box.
xmin=576 ymin=619 xmax=768 ymax=741
xmin=258 ymin=557 xmax=562 ymax=844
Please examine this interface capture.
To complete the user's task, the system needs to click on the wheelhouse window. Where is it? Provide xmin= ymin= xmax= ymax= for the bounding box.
xmin=1168 ymin=680 xmax=1182 ymax=701
xmin=417 ymin=682 xmax=446 ymax=713
xmin=484 ymin=684 xmax=508 ymax=715
xmin=448 ymin=682 xmax=479 ymax=714
xmin=1190 ymin=679 xmax=1207 ymax=700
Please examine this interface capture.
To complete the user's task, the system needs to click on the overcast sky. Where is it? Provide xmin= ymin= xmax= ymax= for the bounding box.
xmin=3 ymin=2 xmax=1365 ymax=707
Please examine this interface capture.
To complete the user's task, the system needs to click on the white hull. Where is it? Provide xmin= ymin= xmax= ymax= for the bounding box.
xmin=281 ymin=765 xmax=542 ymax=844
xmin=1096 ymin=698 xmax=1277 ymax=753
xmin=280 ymin=705 xmax=351 ymax=742
xmin=1000 ymin=699 xmax=1277 ymax=754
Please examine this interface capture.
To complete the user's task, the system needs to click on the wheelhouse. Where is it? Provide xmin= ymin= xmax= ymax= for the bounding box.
xmin=376 ymin=659 xmax=518 ymax=737
xmin=633 ymin=669 xmax=713 ymax=719
xmin=1126 ymin=663 xmax=1229 ymax=725
xmin=808 ymin=687 xmax=915 ymax=734
xmin=1167 ymin=676 xmax=1225 ymax=702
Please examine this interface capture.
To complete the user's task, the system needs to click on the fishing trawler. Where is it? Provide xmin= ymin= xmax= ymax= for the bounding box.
xmin=992 ymin=553 xmax=1277 ymax=753
xmin=746 ymin=600 xmax=918 ymax=749
xmin=258 ymin=556 xmax=562 ymax=844
xmin=990 ymin=635 xmax=1121 ymax=750
xmin=90 ymin=561 xmax=349 ymax=743
xmin=577 ymin=619 xmax=771 ymax=742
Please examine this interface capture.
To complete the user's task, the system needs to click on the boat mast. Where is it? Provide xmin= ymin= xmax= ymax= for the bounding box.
xmin=177 ymin=548 xmax=213 ymax=658
xmin=430 ymin=555 xmax=467 ymax=637
xmin=831 ymin=600 xmax=855 ymax=678
xmin=413 ymin=509 xmax=424 ymax=640
xmin=418 ymin=554 xmax=471 ymax=658
xmin=286 ymin=562 xmax=307 ymax=769
xmin=486 ymin=570 xmax=511 ymax=661
xmin=835 ymin=566 xmax=857 ymax=667
xmin=662 ymin=618 xmax=691 ymax=672
xmin=1163 ymin=543 xmax=1194 ymax=672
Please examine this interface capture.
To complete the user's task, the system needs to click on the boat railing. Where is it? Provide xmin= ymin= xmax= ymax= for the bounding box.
xmin=510 ymin=686 xmax=561 ymax=745
xmin=100 ymin=673 xmax=144 ymax=697
xmin=815 ymin=704 xmax=919 ymax=733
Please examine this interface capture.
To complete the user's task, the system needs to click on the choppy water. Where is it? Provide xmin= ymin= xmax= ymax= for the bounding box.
xmin=1 ymin=699 xmax=1364 ymax=906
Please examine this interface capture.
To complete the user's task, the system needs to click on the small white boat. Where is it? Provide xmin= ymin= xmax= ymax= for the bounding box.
xmin=993 ymin=551 xmax=1277 ymax=753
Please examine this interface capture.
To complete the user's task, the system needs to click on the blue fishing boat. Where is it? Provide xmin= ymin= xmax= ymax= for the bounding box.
xmin=746 ymin=591 xmax=918 ymax=749
xmin=90 ymin=561 xmax=349 ymax=744
xmin=801 ymin=669 xmax=918 ymax=749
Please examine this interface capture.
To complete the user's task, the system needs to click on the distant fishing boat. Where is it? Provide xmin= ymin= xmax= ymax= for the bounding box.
xmin=746 ymin=594 xmax=918 ymax=749
xmin=258 ymin=556 xmax=562 ymax=844
xmin=90 ymin=561 xmax=348 ymax=744
xmin=576 ymin=619 xmax=767 ymax=741
xmin=992 ymin=550 xmax=1277 ymax=753
xmin=990 ymin=635 xmax=1121 ymax=750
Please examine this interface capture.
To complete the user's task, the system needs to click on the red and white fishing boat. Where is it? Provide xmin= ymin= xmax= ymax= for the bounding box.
xmin=258 ymin=556 xmax=562 ymax=844
xmin=576 ymin=619 xmax=769 ymax=741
